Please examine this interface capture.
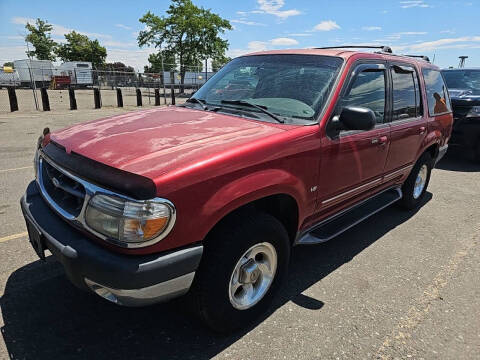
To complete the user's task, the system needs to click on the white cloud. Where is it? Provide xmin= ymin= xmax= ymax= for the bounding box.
xmin=228 ymin=36 xmax=299 ymax=58
xmin=270 ymin=37 xmax=298 ymax=46
xmin=362 ymin=26 xmax=382 ymax=31
xmin=257 ymin=0 xmax=301 ymax=20
xmin=0 ymin=45 xmax=28 ymax=63
xmin=115 ymin=24 xmax=132 ymax=30
xmin=228 ymin=40 xmax=268 ymax=58
xmin=11 ymin=17 xmax=112 ymax=40
xmin=287 ymin=33 xmax=312 ymax=37
xmin=397 ymin=31 xmax=427 ymax=35
xmin=231 ymin=19 xmax=266 ymax=26
xmin=400 ymin=1 xmax=431 ymax=8
xmin=393 ymin=36 xmax=480 ymax=52
xmin=11 ymin=17 xmax=36 ymax=25
xmin=313 ymin=20 xmax=341 ymax=32
xmin=106 ymin=48 xmax=151 ymax=71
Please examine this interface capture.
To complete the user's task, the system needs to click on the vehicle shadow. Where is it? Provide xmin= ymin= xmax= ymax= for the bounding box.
xmin=0 ymin=194 xmax=432 ymax=360
xmin=436 ymin=150 xmax=480 ymax=172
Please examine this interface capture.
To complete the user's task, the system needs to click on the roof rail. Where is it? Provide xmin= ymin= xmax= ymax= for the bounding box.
xmin=404 ymin=54 xmax=431 ymax=62
xmin=315 ymin=45 xmax=393 ymax=53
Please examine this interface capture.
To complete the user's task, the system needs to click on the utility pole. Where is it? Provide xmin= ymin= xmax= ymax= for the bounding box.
xmin=159 ymin=45 xmax=167 ymax=105
xmin=25 ymin=41 xmax=39 ymax=111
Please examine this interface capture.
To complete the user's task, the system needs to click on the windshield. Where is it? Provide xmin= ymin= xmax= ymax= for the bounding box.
xmin=442 ymin=70 xmax=480 ymax=92
xmin=190 ymin=54 xmax=343 ymax=124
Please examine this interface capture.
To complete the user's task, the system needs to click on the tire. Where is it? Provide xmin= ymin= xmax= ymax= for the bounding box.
xmin=398 ymin=152 xmax=433 ymax=210
xmin=190 ymin=211 xmax=290 ymax=333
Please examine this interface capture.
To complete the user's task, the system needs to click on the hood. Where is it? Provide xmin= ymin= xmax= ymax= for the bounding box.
xmin=449 ymin=88 xmax=480 ymax=105
xmin=50 ymin=107 xmax=288 ymax=179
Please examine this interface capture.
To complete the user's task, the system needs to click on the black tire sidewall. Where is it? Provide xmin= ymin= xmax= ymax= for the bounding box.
xmin=192 ymin=212 xmax=290 ymax=332
xmin=400 ymin=153 xmax=433 ymax=209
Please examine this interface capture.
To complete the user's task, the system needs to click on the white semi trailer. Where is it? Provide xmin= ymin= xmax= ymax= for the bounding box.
xmin=57 ymin=62 xmax=93 ymax=86
xmin=13 ymin=59 xmax=54 ymax=87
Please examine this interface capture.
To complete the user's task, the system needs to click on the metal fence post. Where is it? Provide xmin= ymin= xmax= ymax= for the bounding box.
xmin=170 ymin=84 xmax=175 ymax=105
xmin=94 ymin=88 xmax=101 ymax=109
xmin=154 ymin=88 xmax=160 ymax=106
xmin=7 ymin=87 xmax=19 ymax=112
xmin=116 ymin=88 xmax=123 ymax=107
xmin=40 ymin=88 xmax=50 ymax=111
xmin=136 ymin=88 xmax=142 ymax=106
xmin=69 ymin=88 xmax=77 ymax=110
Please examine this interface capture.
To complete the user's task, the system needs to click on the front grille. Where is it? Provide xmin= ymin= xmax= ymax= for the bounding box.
xmin=40 ymin=157 xmax=86 ymax=217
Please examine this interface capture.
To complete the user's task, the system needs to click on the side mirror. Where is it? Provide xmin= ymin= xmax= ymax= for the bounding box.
xmin=335 ymin=106 xmax=376 ymax=131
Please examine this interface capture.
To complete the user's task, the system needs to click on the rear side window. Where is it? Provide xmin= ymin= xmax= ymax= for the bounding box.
xmin=391 ymin=65 xmax=422 ymax=120
xmin=340 ymin=69 xmax=386 ymax=124
xmin=422 ymin=69 xmax=451 ymax=116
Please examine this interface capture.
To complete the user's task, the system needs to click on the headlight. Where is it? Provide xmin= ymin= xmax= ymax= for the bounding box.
xmin=466 ymin=106 xmax=480 ymax=118
xmin=85 ymin=194 xmax=175 ymax=247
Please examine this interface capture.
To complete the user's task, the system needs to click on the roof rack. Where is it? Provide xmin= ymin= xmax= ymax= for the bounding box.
xmin=315 ymin=45 xmax=393 ymax=53
xmin=404 ymin=54 xmax=431 ymax=62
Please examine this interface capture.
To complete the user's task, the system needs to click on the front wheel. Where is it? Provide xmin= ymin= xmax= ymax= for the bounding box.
xmin=398 ymin=152 xmax=433 ymax=210
xmin=191 ymin=211 xmax=290 ymax=333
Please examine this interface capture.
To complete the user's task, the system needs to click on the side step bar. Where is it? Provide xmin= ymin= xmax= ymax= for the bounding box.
xmin=296 ymin=187 xmax=402 ymax=245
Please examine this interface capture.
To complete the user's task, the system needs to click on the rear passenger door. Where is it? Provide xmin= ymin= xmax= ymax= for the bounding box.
xmin=384 ymin=63 xmax=426 ymax=176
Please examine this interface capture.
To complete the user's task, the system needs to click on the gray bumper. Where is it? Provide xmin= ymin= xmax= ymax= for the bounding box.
xmin=21 ymin=181 xmax=203 ymax=307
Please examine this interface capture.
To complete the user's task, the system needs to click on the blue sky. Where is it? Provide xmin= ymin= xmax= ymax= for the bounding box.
xmin=0 ymin=0 xmax=478 ymax=70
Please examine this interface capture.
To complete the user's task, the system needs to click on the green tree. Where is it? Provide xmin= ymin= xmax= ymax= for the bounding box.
xmin=212 ymin=55 xmax=231 ymax=72
xmin=99 ymin=62 xmax=135 ymax=73
xmin=25 ymin=18 xmax=57 ymax=61
xmin=144 ymin=50 xmax=177 ymax=73
xmin=138 ymin=0 xmax=231 ymax=91
xmin=56 ymin=31 xmax=107 ymax=68
xmin=3 ymin=62 xmax=14 ymax=68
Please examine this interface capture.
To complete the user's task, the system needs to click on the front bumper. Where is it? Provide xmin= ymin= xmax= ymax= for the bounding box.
xmin=20 ymin=181 xmax=203 ymax=306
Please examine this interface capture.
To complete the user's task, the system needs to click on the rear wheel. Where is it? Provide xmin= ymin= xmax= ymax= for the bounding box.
xmin=398 ymin=152 xmax=433 ymax=210
xmin=191 ymin=211 xmax=290 ymax=333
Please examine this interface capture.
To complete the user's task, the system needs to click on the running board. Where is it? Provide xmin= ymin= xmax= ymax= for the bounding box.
xmin=297 ymin=187 xmax=402 ymax=245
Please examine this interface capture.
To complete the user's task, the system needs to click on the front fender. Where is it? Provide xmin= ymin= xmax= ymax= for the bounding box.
xmin=199 ymin=168 xmax=308 ymax=241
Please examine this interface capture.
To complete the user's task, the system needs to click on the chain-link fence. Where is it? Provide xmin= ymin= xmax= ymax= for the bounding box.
xmin=0 ymin=62 xmax=217 ymax=113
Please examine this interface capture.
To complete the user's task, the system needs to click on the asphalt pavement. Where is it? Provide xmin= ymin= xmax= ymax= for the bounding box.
xmin=0 ymin=108 xmax=479 ymax=359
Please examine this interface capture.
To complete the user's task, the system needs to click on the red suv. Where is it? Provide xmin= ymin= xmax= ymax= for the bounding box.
xmin=21 ymin=46 xmax=453 ymax=332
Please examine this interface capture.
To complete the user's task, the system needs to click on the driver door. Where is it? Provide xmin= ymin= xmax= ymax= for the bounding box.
xmin=318 ymin=62 xmax=391 ymax=210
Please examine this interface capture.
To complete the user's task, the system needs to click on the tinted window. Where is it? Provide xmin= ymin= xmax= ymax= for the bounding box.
xmin=391 ymin=65 xmax=422 ymax=120
xmin=422 ymin=69 xmax=451 ymax=115
xmin=340 ymin=69 xmax=386 ymax=124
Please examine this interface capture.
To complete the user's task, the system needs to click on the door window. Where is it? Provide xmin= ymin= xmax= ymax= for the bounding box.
xmin=339 ymin=68 xmax=386 ymax=124
xmin=422 ymin=68 xmax=452 ymax=116
xmin=391 ymin=65 xmax=422 ymax=120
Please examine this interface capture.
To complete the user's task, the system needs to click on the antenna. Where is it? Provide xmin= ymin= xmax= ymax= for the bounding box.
xmin=458 ymin=56 xmax=468 ymax=68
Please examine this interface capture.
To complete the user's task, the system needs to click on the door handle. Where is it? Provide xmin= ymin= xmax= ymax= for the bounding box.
xmin=419 ymin=126 xmax=427 ymax=135
xmin=371 ymin=136 xmax=388 ymax=145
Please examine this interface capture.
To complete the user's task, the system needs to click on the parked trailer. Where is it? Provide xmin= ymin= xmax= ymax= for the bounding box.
xmin=13 ymin=59 xmax=54 ymax=88
xmin=0 ymin=67 xmax=20 ymax=87
xmin=57 ymin=62 xmax=93 ymax=86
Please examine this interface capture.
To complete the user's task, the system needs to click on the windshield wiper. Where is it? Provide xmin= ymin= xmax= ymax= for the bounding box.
xmin=186 ymin=97 xmax=207 ymax=110
xmin=221 ymin=100 xmax=284 ymax=123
